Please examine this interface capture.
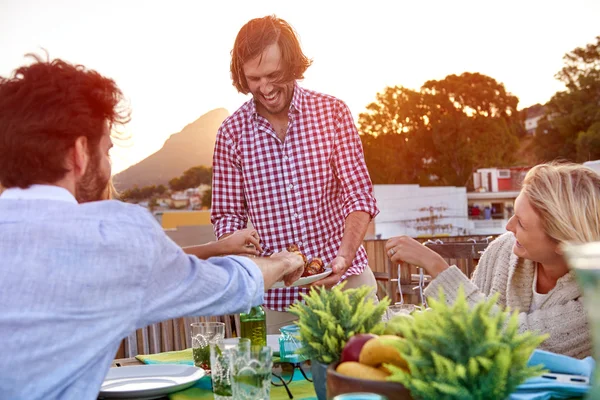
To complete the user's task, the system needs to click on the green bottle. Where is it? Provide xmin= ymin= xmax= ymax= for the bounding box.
xmin=239 ymin=305 xmax=267 ymax=351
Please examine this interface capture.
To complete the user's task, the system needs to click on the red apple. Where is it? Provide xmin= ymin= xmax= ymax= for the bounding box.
xmin=340 ymin=333 xmax=377 ymax=363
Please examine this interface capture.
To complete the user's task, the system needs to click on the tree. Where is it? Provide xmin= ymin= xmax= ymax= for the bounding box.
xmin=576 ymin=121 xmax=600 ymax=161
xmin=533 ymin=36 xmax=600 ymax=162
xmin=156 ymin=184 xmax=167 ymax=195
xmin=169 ymin=166 xmax=212 ymax=191
xmin=148 ymin=197 xmax=158 ymax=211
xmin=201 ymin=188 xmax=212 ymax=209
xmin=359 ymin=73 xmax=521 ymax=186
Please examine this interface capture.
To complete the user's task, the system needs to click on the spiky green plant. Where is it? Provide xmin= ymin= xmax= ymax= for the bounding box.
xmin=288 ymin=281 xmax=390 ymax=364
xmin=385 ymin=286 xmax=548 ymax=400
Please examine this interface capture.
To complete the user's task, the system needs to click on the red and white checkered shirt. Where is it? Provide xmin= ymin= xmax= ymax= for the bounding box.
xmin=211 ymin=84 xmax=379 ymax=311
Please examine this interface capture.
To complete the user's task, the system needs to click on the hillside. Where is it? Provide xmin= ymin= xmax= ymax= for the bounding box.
xmin=113 ymin=108 xmax=229 ymax=190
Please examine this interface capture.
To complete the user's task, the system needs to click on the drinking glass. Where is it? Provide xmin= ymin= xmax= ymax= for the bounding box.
xmin=191 ymin=321 xmax=224 ymax=373
xmin=210 ymin=338 xmax=250 ymax=400
xmin=562 ymin=241 xmax=600 ymax=399
xmin=230 ymin=344 xmax=273 ymax=400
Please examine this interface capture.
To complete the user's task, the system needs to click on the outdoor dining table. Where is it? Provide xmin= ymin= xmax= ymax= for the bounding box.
xmin=109 ymin=354 xmax=318 ymax=400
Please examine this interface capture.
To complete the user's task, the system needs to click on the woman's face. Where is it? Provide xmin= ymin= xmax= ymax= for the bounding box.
xmin=505 ymin=192 xmax=561 ymax=264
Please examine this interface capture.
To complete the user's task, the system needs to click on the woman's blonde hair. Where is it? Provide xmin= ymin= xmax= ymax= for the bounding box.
xmin=522 ymin=161 xmax=600 ymax=244
xmin=101 ymin=178 xmax=119 ymax=200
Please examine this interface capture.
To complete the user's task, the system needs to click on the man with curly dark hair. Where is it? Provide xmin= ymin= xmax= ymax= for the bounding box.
xmin=0 ymin=54 xmax=304 ymax=399
xmin=211 ymin=16 xmax=380 ymax=333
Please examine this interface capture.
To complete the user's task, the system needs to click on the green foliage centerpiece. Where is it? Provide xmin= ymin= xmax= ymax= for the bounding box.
xmin=289 ymin=282 xmax=390 ymax=400
xmin=385 ymin=286 xmax=548 ymax=400
xmin=289 ymin=281 xmax=390 ymax=364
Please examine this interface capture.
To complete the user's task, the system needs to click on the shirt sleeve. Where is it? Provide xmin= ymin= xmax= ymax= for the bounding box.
xmin=331 ymin=100 xmax=379 ymax=219
xmin=137 ymin=218 xmax=264 ymax=328
xmin=210 ymin=124 xmax=248 ymax=238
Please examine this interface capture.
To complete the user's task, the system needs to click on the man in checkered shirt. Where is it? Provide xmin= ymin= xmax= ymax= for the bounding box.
xmin=211 ymin=15 xmax=380 ymax=333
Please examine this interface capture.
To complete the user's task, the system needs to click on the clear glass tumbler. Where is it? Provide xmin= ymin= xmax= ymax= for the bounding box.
xmin=230 ymin=344 xmax=273 ymax=400
xmin=562 ymin=242 xmax=600 ymax=399
xmin=210 ymin=338 xmax=250 ymax=400
xmin=191 ymin=321 xmax=224 ymax=373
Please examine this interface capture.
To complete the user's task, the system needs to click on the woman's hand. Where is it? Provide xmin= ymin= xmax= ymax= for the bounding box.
xmin=385 ymin=236 xmax=449 ymax=278
xmin=223 ymin=228 xmax=263 ymax=256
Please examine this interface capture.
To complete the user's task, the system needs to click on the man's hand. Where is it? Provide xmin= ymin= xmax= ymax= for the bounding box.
xmin=310 ymin=254 xmax=351 ymax=289
xmin=252 ymin=250 xmax=305 ymax=290
xmin=385 ymin=235 xmax=449 ymax=278
xmin=270 ymin=251 xmax=305 ymax=286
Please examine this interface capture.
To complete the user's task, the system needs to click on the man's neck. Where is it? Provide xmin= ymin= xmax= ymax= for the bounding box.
xmin=256 ymin=105 xmax=289 ymax=142
xmin=51 ymin=177 xmax=77 ymax=198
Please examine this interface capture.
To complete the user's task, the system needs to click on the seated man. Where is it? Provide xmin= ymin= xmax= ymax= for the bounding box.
xmin=0 ymin=54 xmax=304 ymax=400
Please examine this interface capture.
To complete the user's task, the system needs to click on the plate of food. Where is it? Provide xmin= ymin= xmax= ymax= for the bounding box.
xmin=272 ymin=244 xmax=333 ymax=288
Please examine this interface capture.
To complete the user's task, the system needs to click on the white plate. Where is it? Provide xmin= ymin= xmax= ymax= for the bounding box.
xmin=223 ymin=334 xmax=281 ymax=355
xmin=99 ymin=364 xmax=205 ymax=399
xmin=271 ymin=268 xmax=333 ymax=289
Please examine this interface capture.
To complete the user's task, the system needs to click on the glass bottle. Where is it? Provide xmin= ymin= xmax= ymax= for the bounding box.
xmin=239 ymin=305 xmax=267 ymax=351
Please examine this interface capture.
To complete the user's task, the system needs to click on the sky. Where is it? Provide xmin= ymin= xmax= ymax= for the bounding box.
xmin=1 ymin=0 xmax=599 ymax=174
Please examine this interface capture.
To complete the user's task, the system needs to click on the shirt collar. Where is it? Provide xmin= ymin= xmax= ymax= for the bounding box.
xmin=289 ymin=82 xmax=304 ymax=114
xmin=251 ymin=82 xmax=304 ymax=119
xmin=0 ymin=184 xmax=78 ymax=204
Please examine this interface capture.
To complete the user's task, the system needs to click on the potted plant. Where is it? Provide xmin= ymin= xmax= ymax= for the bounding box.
xmin=288 ymin=282 xmax=390 ymax=400
xmin=383 ymin=286 xmax=548 ymax=400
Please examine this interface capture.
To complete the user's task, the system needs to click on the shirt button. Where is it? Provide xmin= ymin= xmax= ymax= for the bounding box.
xmin=283 ymin=155 xmax=289 ymax=161
xmin=294 ymin=213 xmax=299 ymax=218
xmin=288 ymin=184 xmax=294 ymax=189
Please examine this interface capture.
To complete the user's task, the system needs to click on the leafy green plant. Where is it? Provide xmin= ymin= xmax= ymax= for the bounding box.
xmin=288 ymin=282 xmax=390 ymax=364
xmin=385 ymin=286 xmax=548 ymax=400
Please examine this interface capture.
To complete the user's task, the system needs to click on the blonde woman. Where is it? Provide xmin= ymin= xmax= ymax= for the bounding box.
xmin=386 ymin=162 xmax=598 ymax=358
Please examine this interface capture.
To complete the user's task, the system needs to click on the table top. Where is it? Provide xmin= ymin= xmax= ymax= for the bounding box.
xmin=109 ymin=356 xmax=317 ymax=400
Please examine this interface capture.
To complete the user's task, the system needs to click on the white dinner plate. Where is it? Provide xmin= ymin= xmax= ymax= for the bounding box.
xmin=223 ymin=334 xmax=281 ymax=355
xmin=99 ymin=364 xmax=205 ymax=399
xmin=271 ymin=268 xmax=333 ymax=289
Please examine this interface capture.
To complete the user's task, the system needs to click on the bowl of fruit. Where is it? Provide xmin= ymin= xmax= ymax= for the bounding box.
xmin=326 ymin=333 xmax=413 ymax=400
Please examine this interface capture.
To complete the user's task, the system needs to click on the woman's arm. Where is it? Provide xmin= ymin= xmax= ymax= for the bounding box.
xmin=183 ymin=228 xmax=262 ymax=259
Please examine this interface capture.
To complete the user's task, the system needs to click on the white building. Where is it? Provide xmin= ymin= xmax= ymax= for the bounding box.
xmin=524 ymin=104 xmax=545 ymax=135
xmin=373 ymin=185 xmax=469 ymax=239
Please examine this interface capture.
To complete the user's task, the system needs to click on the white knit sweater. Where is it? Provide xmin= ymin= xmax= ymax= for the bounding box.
xmin=424 ymin=232 xmax=592 ymax=359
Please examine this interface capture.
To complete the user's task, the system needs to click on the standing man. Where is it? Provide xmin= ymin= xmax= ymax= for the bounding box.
xmin=211 ymin=15 xmax=380 ymax=333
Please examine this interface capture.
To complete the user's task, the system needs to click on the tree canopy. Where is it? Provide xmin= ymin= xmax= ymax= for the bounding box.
xmin=533 ymin=36 xmax=600 ymax=162
xmin=119 ymin=165 xmax=212 ymax=202
xmin=359 ymin=72 xmax=522 ymax=186
xmin=169 ymin=166 xmax=212 ymax=191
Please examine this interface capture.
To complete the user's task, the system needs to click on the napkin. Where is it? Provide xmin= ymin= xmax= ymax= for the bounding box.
xmin=509 ymin=349 xmax=595 ymax=400
xmin=135 ymin=348 xmax=194 ymax=365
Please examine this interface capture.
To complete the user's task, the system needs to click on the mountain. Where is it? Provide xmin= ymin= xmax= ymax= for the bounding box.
xmin=113 ymin=108 xmax=229 ymax=190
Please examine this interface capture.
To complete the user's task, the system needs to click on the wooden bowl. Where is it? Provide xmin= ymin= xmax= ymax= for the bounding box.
xmin=326 ymin=363 xmax=413 ymax=400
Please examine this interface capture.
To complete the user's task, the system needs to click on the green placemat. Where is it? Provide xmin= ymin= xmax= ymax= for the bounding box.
xmin=137 ymin=349 xmax=317 ymax=400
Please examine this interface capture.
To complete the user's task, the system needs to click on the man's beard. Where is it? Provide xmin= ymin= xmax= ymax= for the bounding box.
xmin=76 ymin=153 xmax=109 ymax=203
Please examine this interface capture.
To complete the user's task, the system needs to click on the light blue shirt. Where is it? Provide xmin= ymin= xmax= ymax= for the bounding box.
xmin=0 ymin=185 xmax=265 ymax=399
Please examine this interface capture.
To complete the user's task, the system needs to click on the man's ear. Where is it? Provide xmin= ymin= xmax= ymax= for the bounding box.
xmin=72 ymin=136 xmax=90 ymax=179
